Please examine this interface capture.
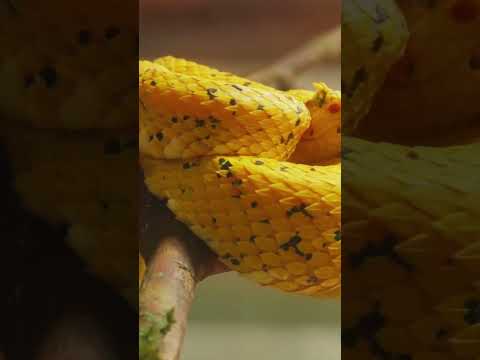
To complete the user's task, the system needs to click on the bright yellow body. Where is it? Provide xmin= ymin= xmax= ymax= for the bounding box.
xmin=140 ymin=57 xmax=341 ymax=298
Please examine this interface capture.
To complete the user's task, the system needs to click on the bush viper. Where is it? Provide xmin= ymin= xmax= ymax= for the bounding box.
xmin=342 ymin=0 xmax=409 ymax=133
xmin=0 ymin=0 xmax=137 ymax=129
xmin=0 ymin=0 xmax=138 ymax=306
xmin=342 ymin=1 xmax=480 ymax=358
xmin=358 ymin=0 xmax=480 ymax=142
xmin=2 ymin=130 xmax=138 ymax=306
xmin=140 ymin=58 xmax=341 ymax=298
xmin=342 ymin=137 xmax=480 ymax=359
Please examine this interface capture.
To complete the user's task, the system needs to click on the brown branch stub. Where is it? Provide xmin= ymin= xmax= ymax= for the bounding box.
xmin=249 ymin=26 xmax=340 ymax=89
xmin=139 ymin=236 xmax=196 ymax=360
xmin=139 ymin=181 xmax=227 ymax=360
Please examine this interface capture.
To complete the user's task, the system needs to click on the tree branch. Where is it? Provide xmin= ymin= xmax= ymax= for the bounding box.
xmin=249 ymin=26 xmax=340 ymax=89
xmin=139 ymin=182 xmax=226 ymax=360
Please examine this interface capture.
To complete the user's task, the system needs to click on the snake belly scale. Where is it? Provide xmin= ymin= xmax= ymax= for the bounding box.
xmin=140 ymin=58 xmax=341 ymax=298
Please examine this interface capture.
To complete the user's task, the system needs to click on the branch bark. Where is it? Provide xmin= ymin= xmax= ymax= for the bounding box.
xmin=249 ymin=26 xmax=341 ymax=89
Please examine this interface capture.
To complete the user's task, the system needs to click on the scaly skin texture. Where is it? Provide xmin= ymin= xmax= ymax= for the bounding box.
xmin=0 ymin=0 xmax=138 ymax=308
xmin=342 ymin=0 xmax=409 ymax=133
xmin=140 ymin=58 xmax=341 ymax=298
xmin=147 ymin=57 xmax=341 ymax=164
xmin=359 ymin=0 xmax=480 ymax=142
xmin=2 ymin=130 xmax=138 ymax=306
xmin=0 ymin=0 xmax=137 ymax=129
xmin=342 ymin=137 xmax=480 ymax=358
xmin=343 ymin=2 xmax=479 ymax=358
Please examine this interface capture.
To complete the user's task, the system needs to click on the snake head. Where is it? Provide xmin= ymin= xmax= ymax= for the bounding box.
xmin=288 ymin=83 xmax=341 ymax=165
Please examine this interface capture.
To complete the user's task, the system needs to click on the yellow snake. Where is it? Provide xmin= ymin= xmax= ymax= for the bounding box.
xmin=342 ymin=1 xmax=480 ymax=358
xmin=139 ymin=57 xmax=341 ymax=298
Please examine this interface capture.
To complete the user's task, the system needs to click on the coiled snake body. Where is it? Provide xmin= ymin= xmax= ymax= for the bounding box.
xmin=140 ymin=58 xmax=341 ymax=298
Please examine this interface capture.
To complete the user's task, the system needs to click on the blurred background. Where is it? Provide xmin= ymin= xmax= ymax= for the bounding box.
xmin=140 ymin=1 xmax=340 ymax=359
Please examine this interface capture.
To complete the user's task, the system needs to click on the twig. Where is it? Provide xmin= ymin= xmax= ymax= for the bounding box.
xmin=249 ymin=26 xmax=340 ymax=90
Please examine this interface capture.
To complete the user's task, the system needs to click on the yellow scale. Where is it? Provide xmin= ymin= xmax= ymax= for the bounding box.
xmin=139 ymin=57 xmax=341 ymax=298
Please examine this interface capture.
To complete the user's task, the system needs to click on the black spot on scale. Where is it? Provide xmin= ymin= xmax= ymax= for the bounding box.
xmin=171 ymin=116 xmax=178 ymax=123
xmin=207 ymin=88 xmax=218 ymax=99
xmin=371 ymin=34 xmax=384 ymax=53
xmin=295 ymin=119 xmax=301 ymax=127
xmin=286 ymin=204 xmax=313 ymax=219
xmin=232 ymin=84 xmax=243 ymax=91
xmin=150 ymin=80 xmax=157 ymax=86
xmin=347 ymin=67 xmax=368 ymax=98
xmin=349 ymin=234 xmax=413 ymax=272
xmin=254 ymin=160 xmax=264 ymax=165
xmin=219 ymin=159 xmax=233 ymax=171
xmin=209 ymin=116 xmax=220 ymax=128
xmin=285 ymin=133 xmax=294 ymax=144
xmin=195 ymin=119 xmax=205 ymax=127
xmin=251 ymin=201 xmax=258 ymax=208
xmin=257 ymin=104 xmax=265 ymax=111
xmin=230 ymin=258 xmax=240 ymax=266
xmin=280 ymin=234 xmax=304 ymax=256
xmin=229 ymin=99 xmax=237 ymax=106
